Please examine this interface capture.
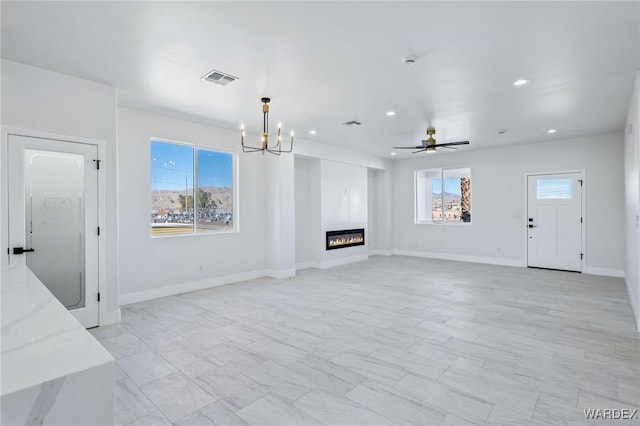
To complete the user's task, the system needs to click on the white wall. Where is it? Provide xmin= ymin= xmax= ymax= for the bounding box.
xmin=392 ymin=133 xmax=625 ymax=275
xmin=265 ymin=153 xmax=296 ymax=277
xmin=295 ymin=138 xmax=390 ymax=170
xmin=1 ymin=60 xmax=120 ymax=324
xmin=320 ymin=160 xmax=368 ymax=264
xmin=368 ymin=168 xmax=393 ymax=254
xmin=295 ymin=157 xmax=313 ymax=266
xmin=624 ymin=72 xmax=640 ymax=331
xmin=308 ymin=159 xmax=323 ymax=264
xmin=368 ymin=169 xmax=377 ymax=250
xmin=294 ymin=156 xmax=370 ymax=268
xmin=117 ymin=107 xmax=269 ymax=301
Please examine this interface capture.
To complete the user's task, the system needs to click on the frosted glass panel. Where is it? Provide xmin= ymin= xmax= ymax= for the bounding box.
xmin=537 ymin=178 xmax=572 ymax=199
xmin=25 ymin=150 xmax=85 ymax=310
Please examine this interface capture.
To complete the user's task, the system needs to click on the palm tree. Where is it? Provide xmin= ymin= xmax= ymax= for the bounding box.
xmin=461 ymin=177 xmax=471 ymax=222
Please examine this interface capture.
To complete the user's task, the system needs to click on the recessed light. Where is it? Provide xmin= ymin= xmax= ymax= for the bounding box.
xmin=513 ymin=79 xmax=530 ymax=87
xmin=390 ymin=152 xmax=397 ymax=156
xmin=386 ymin=111 xmax=396 ymax=117
xmin=547 ymin=129 xmax=557 ymax=134
xmin=309 ymin=130 xmax=317 ymax=135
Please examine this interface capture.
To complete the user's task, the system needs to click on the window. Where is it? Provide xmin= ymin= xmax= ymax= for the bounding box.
xmin=150 ymin=140 xmax=235 ymax=236
xmin=415 ymin=167 xmax=471 ymax=224
xmin=537 ymin=178 xmax=572 ymax=199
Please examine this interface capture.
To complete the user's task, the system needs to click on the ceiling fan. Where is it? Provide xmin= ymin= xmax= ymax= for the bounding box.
xmin=394 ymin=128 xmax=469 ymax=153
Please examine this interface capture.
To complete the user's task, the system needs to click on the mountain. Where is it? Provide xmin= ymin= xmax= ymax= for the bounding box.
xmin=433 ymin=191 xmax=461 ymax=200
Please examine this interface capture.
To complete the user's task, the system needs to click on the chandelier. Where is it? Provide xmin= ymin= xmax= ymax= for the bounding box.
xmin=241 ymin=97 xmax=293 ymax=155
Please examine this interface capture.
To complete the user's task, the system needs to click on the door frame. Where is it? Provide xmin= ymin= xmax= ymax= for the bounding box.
xmin=2 ymin=127 xmax=107 ymax=326
xmin=524 ymin=169 xmax=586 ymax=271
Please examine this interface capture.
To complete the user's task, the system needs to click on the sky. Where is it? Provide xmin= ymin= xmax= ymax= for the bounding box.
xmin=432 ymin=178 xmax=462 ymax=195
xmin=151 ymin=141 xmax=232 ymax=190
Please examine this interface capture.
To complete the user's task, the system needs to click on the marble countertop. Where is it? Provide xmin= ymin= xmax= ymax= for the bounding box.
xmin=1 ymin=264 xmax=113 ymax=396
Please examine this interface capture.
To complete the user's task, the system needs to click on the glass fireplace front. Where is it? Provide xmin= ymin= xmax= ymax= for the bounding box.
xmin=326 ymin=228 xmax=365 ymax=250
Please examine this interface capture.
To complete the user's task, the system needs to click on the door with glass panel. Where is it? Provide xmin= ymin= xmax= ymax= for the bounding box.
xmin=8 ymin=135 xmax=99 ymax=327
xmin=527 ymin=172 xmax=583 ymax=272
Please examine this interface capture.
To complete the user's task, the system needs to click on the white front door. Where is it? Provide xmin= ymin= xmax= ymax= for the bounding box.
xmin=527 ymin=172 xmax=583 ymax=272
xmin=8 ymin=135 xmax=99 ymax=328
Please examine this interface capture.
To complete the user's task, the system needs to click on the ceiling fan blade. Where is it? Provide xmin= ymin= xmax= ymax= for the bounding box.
xmin=412 ymin=149 xmax=425 ymax=154
xmin=441 ymin=146 xmax=458 ymax=150
xmin=432 ymin=140 xmax=470 ymax=148
xmin=393 ymin=146 xmax=424 ymax=149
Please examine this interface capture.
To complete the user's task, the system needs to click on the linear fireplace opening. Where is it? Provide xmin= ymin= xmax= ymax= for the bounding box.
xmin=326 ymin=228 xmax=365 ymax=250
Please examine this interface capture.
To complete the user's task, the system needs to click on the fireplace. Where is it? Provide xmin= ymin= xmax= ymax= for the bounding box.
xmin=326 ymin=228 xmax=365 ymax=250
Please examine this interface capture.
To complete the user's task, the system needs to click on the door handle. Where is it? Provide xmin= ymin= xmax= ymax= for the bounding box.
xmin=528 ymin=224 xmax=537 ymax=228
xmin=13 ymin=247 xmax=35 ymax=255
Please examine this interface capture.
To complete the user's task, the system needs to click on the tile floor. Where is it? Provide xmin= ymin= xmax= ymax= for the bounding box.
xmin=91 ymin=256 xmax=640 ymax=425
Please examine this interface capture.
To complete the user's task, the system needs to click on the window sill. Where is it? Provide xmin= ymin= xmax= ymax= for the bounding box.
xmin=150 ymin=228 xmax=239 ymax=238
xmin=415 ymin=221 xmax=472 ymax=226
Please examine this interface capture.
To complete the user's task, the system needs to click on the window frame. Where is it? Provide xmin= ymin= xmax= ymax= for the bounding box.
xmin=149 ymin=137 xmax=239 ymax=238
xmin=414 ymin=166 xmax=472 ymax=226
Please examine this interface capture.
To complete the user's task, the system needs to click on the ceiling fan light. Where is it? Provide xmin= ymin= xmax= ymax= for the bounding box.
xmin=393 ymin=127 xmax=469 ymax=154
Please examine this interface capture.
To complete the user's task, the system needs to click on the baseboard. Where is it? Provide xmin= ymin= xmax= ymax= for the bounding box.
xmin=369 ymin=250 xmax=393 ymax=256
xmin=119 ymin=269 xmax=269 ymax=305
xmin=100 ymin=308 xmax=121 ymax=326
xmin=392 ymin=250 xmax=624 ymax=276
xmin=296 ymin=261 xmax=319 ymax=270
xmin=296 ymin=255 xmax=369 ymax=270
xmin=623 ymin=275 xmax=640 ymax=332
xmin=318 ymin=254 xmax=369 ymax=269
xmin=266 ymin=269 xmax=296 ymax=279
xmin=296 ymin=254 xmax=370 ymax=270
xmin=582 ymin=266 xmax=625 ymax=278
xmin=393 ymin=249 xmax=525 ymax=268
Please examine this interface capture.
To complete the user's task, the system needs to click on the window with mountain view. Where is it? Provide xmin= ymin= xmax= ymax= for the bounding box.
xmin=150 ymin=141 xmax=235 ymax=236
xmin=415 ymin=167 xmax=471 ymax=224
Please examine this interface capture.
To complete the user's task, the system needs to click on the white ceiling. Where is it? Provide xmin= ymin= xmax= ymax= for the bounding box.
xmin=2 ymin=1 xmax=639 ymax=158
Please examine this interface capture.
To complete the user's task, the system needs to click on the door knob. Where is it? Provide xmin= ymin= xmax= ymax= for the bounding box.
xmin=13 ymin=247 xmax=35 ymax=255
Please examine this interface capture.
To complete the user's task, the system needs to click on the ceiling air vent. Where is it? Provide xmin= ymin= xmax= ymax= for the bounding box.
xmin=202 ymin=69 xmax=239 ymax=86
xmin=342 ymin=120 xmax=362 ymax=127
